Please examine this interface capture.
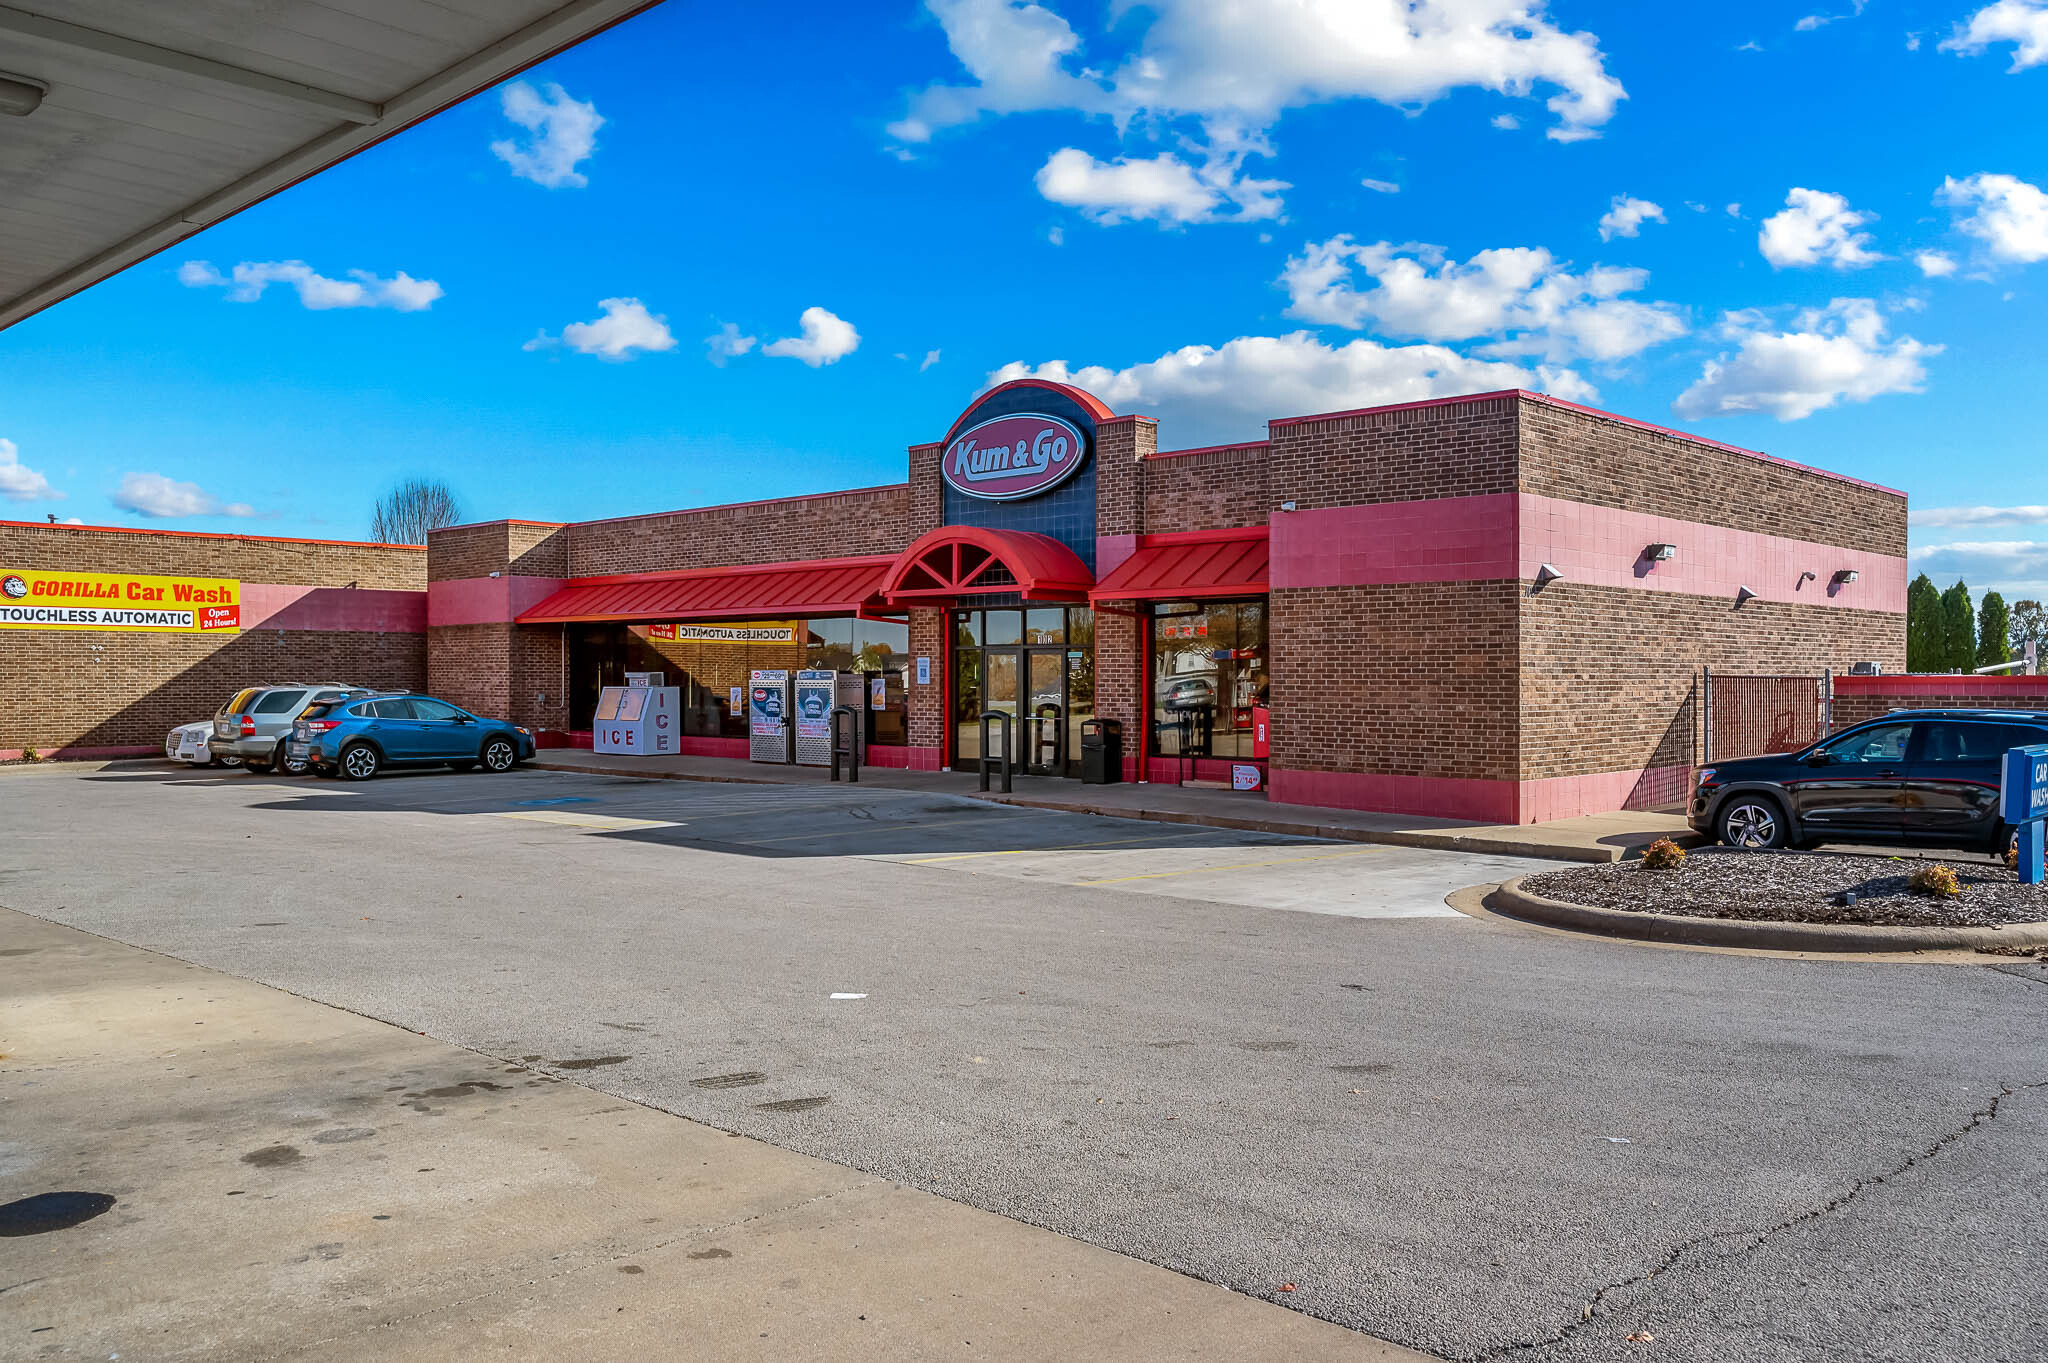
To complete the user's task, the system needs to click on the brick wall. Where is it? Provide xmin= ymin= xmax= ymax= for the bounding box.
xmin=1516 ymin=397 xmax=1907 ymax=555
xmin=1095 ymin=416 xmax=1156 ymax=538
xmin=908 ymin=609 xmax=947 ymax=752
xmin=563 ymin=486 xmax=909 ymax=576
xmin=1142 ymin=445 xmax=1271 ymax=532
xmin=0 ymin=523 xmax=426 ymax=754
xmin=1831 ymin=678 xmax=2048 ymax=730
xmin=1518 ymin=583 xmax=1903 ymax=793
xmin=1268 ymin=581 xmax=1521 ymax=782
xmin=1266 ymin=395 xmax=1519 ymax=513
xmin=908 ymin=445 xmax=944 ymax=538
xmin=427 ymin=624 xmax=512 ymax=721
xmin=426 ymin=523 xmax=515 ymax=582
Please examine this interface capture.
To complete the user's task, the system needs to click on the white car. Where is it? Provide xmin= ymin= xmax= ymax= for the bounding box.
xmin=166 ymin=721 xmax=241 ymax=768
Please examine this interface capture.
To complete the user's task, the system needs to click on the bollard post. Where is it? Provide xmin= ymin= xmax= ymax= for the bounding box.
xmin=829 ymin=705 xmax=860 ymax=783
xmin=977 ymin=711 xmax=1012 ymax=794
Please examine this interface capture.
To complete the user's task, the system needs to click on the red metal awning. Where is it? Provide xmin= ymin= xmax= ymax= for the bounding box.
xmin=516 ymin=555 xmax=895 ymax=624
xmin=1090 ymin=529 xmax=1269 ymax=602
xmin=882 ymin=526 xmax=1095 ymax=603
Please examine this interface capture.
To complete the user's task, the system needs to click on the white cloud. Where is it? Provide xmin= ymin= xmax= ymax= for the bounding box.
xmin=1736 ymin=39 xmax=1765 ymax=51
xmin=1910 ymin=505 xmax=2048 ymax=528
xmin=1673 ymin=298 xmax=1938 ymax=422
xmin=0 ymin=437 xmax=59 ymax=502
xmin=526 ymin=298 xmax=677 ymax=361
xmin=1906 ymin=31 xmax=1924 ymax=50
xmin=1361 ymin=177 xmax=1401 ymax=194
xmin=1941 ymin=0 xmax=2048 ymax=71
xmin=920 ymin=349 xmax=942 ymax=371
xmin=892 ymin=0 xmax=1626 ymax=148
xmin=1937 ymin=172 xmax=2048 ymax=263
xmin=1047 ymin=225 xmax=1064 ymax=245
xmin=763 ymin=306 xmax=860 ymax=367
xmin=1726 ymin=202 xmax=1743 ymax=217
xmin=988 ymin=332 xmax=1593 ymax=445
xmin=1034 ymin=144 xmax=1286 ymax=225
xmin=491 ymin=81 xmax=603 ymax=188
xmin=1598 ymin=195 xmax=1664 ymax=241
xmin=58 ymin=517 xmax=84 ymax=525
xmin=705 ymin=322 xmax=756 ymax=366
xmin=1278 ymin=237 xmax=1685 ymax=364
xmin=1796 ymin=1 xmax=1868 ymax=31
xmin=1491 ymin=113 xmax=1520 ymax=130
xmin=1757 ymin=188 xmax=1883 ymax=268
xmin=1916 ymin=249 xmax=1959 ymax=277
xmin=179 ymin=259 xmax=442 ymax=311
xmin=1909 ymin=540 xmax=2048 ymax=595
xmin=111 ymin=473 xmax=255 ymax=519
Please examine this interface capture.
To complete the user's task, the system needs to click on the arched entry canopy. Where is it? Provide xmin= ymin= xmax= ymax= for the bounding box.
xmin=882 ymin=526 xmax=1094 ymax=605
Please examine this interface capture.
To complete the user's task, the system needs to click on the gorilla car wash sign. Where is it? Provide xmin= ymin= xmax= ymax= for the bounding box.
xmin=0 ymin=568 xmax=240 ymax=632
xmin=941 ymin=413 xmax=1086 ymax=501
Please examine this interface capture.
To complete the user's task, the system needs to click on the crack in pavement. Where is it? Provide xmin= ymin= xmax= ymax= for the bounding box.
xmin=1465 ymin=1078 xmax=2048 ymax=1362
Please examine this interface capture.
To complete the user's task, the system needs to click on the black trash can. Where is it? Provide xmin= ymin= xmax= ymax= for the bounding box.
xmin=1080 ymin=718 xmax=1123 ymax=784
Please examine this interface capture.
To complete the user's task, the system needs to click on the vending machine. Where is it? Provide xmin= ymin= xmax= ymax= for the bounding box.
xmin=592 ymin=683 xmax=680 ymax=755
xmin=749 ymin=669 xmax=792 ymax=764
xmin=793 ymin=669 xmax=837 ymax=766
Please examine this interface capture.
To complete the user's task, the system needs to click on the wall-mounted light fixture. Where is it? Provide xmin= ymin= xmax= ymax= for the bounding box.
xmin=1798 ymin=571 xmax=1817 ymax=586
xmin=1833 ymin=569 xmax=1859 ymax=585
xmin=1279 ymin=500 xmax=1297 ymax=512
xmin=0 ymin=73 xmax=47 ymax=117
xmin=1734 ymin=585 xmax=1757 ymax=607
xmin=1534 ymin=563 xmax=1564 ymax=587
xmin=487 ymin=570 xmax=502 ymax=579
xmin=1643 ymin=543 xmax=1677 ymax=562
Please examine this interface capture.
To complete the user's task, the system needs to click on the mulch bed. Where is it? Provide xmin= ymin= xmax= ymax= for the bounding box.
xmin=1523 ymin=850 xmax=2048 ymax=928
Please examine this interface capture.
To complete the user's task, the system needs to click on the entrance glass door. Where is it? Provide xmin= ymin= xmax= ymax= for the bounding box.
xmin=1024 ymin=649 xmax=1065 ymax=775
xmin=952 ymin=607 xmax=1092 ymax=777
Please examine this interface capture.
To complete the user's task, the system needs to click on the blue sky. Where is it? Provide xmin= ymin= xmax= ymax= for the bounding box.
xmin=3 ymin=0 xmax=2046 ymax=601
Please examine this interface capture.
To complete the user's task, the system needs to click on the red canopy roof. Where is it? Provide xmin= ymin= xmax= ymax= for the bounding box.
xmin=1091 ymin=529 xmax=1269 ymax=602
xmin=516 ymin=556 xmax=894 ymax=624
xmin=882 ymin=526 xmax=1095 ymax=603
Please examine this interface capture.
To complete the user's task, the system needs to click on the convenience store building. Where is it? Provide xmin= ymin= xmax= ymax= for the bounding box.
xmin=423 ymin=380 xmax=1910 ymax=824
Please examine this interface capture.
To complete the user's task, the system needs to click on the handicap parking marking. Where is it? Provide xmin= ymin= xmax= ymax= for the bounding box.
xmin=515 ymin=796 xmax=599 ymax=807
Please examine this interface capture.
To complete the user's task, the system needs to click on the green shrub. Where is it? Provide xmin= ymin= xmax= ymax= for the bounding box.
xmin=1641 ymin=838 xmax=1687 ymax=870
xmin=1907 ymin=864 xmax=1961 ymax=898
xmin=20 ymin=745 xmax=40 ymax=763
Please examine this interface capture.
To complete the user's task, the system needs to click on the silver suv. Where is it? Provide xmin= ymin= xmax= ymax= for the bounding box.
xmin=209 ymin=684 xmax=372 ymax=774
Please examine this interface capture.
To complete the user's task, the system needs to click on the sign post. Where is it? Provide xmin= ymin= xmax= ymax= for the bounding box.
xmin=2000 ymin=743 xmax=2048 ymax=884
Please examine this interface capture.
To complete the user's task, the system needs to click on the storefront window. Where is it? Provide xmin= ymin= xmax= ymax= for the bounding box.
xmin=983 ymin=608 xmax=1021 ymax=646
xmin=1149 ymin=599 xmax=1268 ymax=761
xmin=1024 ymin=607 xmax=1065 ymax=643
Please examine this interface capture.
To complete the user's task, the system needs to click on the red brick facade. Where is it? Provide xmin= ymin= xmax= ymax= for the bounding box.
xmin=424 ymin=384 xmax=1911 ymax=823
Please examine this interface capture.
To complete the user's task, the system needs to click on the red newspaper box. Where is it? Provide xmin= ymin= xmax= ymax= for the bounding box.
xmin=1251 ymin=706 xmax=1270 ymax=759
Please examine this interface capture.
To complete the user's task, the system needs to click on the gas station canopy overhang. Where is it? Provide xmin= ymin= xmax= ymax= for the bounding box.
xmin=882 ymin=526 xmax=1095 ymax=605
xmin=1090 ymin=528 xmax=1269 ymax=603
xmin=517 ymin=556 xmax=896 ymax=625
xmin=0 ymin=0 xmax=664 ymax=331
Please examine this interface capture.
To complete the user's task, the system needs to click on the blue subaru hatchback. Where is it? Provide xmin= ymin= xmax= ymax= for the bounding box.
xmin=289 ymin=693 xmax=535 ymax=780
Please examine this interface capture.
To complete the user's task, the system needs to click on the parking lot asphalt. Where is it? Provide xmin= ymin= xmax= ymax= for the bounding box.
xmin=5 ymin=761 xmax=2047 ymax=1362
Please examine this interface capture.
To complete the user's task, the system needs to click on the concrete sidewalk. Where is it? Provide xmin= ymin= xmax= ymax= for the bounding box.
xmin=531 ymin=748 xmax=1697 ymax=863
xmin=0 ymin=908 xmax=1425 ymax=1363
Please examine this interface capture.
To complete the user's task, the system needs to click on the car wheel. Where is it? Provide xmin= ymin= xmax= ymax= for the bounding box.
xmin=481 ymin=737 xmax=517 ymax=772
xmin=339 ymin=743 xmax=381 ymax=781
xmin=210 ymin=753 xmax=243 ymax=769
xmin=1718 ymin=797 xmax=1788 ymax=850
xmin=274 ymin=741 xmax=309 ymax=776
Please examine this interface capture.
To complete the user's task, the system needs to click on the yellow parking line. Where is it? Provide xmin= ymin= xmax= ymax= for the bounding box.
xmin=896 ymin=829 xmax=1224 ymax=864
xmin=1074 ymin=848 xmax=1384 ymax=885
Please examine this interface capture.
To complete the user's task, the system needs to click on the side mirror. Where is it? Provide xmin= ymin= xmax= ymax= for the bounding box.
xmin=1804 ymin=750 xmax=1831 ymax=766
xmin=456 ymin=715 xmax=475 ymax=724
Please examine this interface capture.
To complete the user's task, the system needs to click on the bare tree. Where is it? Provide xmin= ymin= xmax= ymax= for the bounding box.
xmin=370 ymin=477 xmax=461 ymax=545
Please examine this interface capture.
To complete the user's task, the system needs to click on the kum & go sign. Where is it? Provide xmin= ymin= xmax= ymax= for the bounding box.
xmin=941 ymin=412 xmax=1086 ymax=502
xmin=0 ymin=568 xmax=240 ymax=633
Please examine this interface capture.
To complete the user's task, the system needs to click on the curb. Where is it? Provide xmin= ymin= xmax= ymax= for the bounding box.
xmin=1487 ymin=875 xmax=2048 ymax=953
xmin=530 ymin=757 xmax=1674 ymax=864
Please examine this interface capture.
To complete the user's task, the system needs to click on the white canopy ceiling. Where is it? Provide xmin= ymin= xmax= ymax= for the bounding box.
xmin=0 ymin=0 xmax=659 ymax=330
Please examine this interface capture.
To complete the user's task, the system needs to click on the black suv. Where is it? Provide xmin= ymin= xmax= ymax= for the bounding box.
xmin=1691 ymin=708 xmax=2048 ymax=858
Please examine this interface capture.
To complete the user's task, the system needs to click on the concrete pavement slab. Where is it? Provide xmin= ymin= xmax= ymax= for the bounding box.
xmin=0 ymin=909 xmax=1425 ymax=1362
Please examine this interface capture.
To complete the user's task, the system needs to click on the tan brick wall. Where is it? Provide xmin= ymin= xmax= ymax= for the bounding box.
xmin=3 ymin=521 xmax=424 ymax=589
xmin=1095 ymin=416 xmax=1156 ymax=538
xmin=425 ymin=523 xmax=510 ymax=582
xmin=427 ymin=624 xmax=512 ymax=721
xmin=1832 ymin=688 xmax=2048 ymax=730
xmin=1268 ymin=581 xmax=1521 ymax=781
xmin=563 ymin=487 xmax=909 ymax=576
xmin=0 ymin=523 xmax=425 ymax=753
xmin=908 ymin=445 xmax=944 ymax=538
xmin=1518 ymin=583 xmax=1906 ymax=782
xmin=1516 ymin=398 xmax=1907 ymax=556
xmin=1266 ymin=395 xmax=1519 ymax=513
xmin=0 ymin=629 xmax=423 ymax=753
xmin=1142 ymin=445 xmax=1271 ymax=533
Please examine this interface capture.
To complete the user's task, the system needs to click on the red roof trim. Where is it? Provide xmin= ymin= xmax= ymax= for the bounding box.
xmin=941 ymin=379 xmax=1117 ymax=446
xmin=516 ymin=555 xmax=894 ymax=624
xmin=1264 ymin=389 xmax=1904 ymax=498
xmin=1089 ymin=527 xmax=1270 ymax=603
xmin=882 ymin=525 xmax=1095 ymax=603
xmin=0 ymin=518 xmax=423 ymax=550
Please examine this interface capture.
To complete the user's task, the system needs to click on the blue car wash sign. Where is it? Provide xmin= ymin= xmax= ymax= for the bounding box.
xmin=2001 ymin=743 xmax=2048 ymax=884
